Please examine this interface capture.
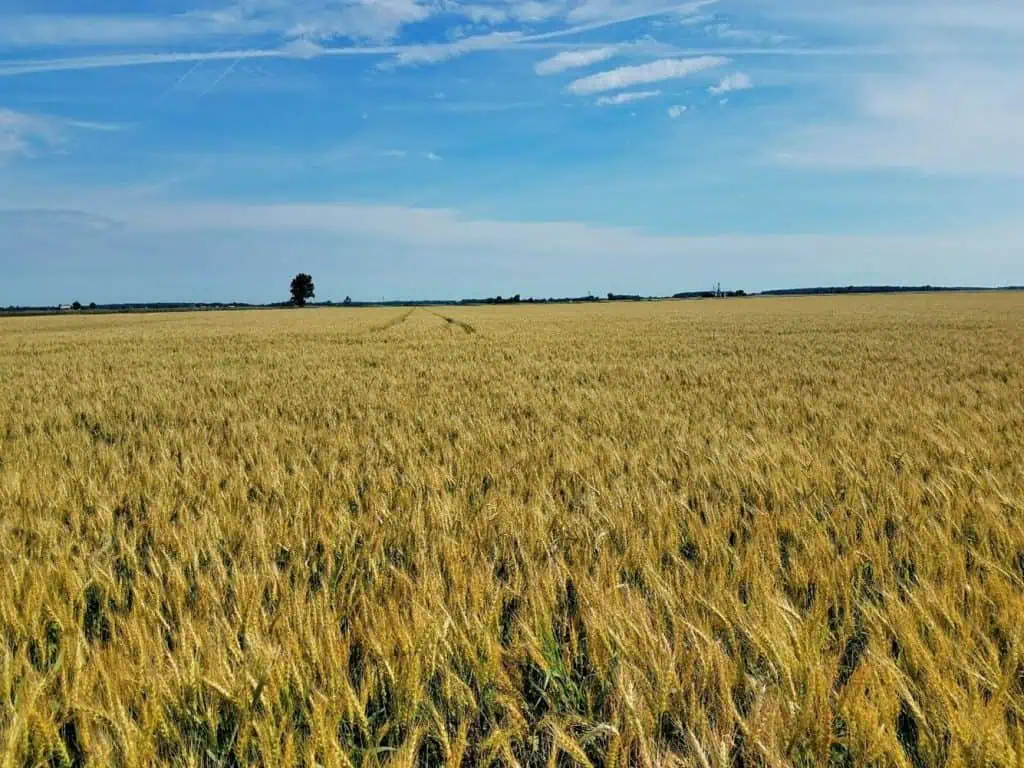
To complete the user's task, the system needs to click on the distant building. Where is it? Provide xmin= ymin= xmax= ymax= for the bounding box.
xmin=58 ymin=305 xmax=73 ymax=311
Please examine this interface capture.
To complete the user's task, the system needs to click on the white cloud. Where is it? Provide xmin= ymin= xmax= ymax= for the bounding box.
xmin=65 ymin=120 xmax=127 ymax=133
xmin=383 ymin=31 xmax=521 ymax=67
xmin=459 ymin=5 xmax=510 ymax=24
xmin=596 ymin=90 xmax=661 ymax=106
xmin=0 ymin=110 xmax=60 ymax=159
xmin=379 ymin=99 xmax=542 ymax=112
xmin=535 ymin=47 xmax=618 ymax=75
xmin=708 ymin=71 xmax=752 ymax=94
xmin=674 ymin=13 xmax=712 ymax=27
xmin=280 ymin=38 xmax=327 ymax=59
xmin=768 ymin=0 xmax=1024 ymax=175
xmin=0 ymin=209 xmax=122 ymax=232
xmin=0 ymin=109 xmax=120 ymax=161
xmin=2 ymin=199 xmax=1021 ymax=303
xmin=567 ymin=55 xmax=727 ymax=94
xmin=776 ymin=67 xmax=1024 ymax=175
xmin=706 ymin=23 xmax=789 ymax=45
xmin=567 ymin=0 xmax=715 ymax=26
xmin=0 ymin=0 xmax=712 ymax=55
xmin=0 ymin=1 xmax=435 ymax=48
xmin=0 ymin=0 xmax=870 ymax=79
xmin=284 ymin=0 xmax=432 ymax=43
xmin=458 ymin=0 xmax=564 ymax=25
xmin=517 ymin=0 xmax=721 ymax=45
xmin=0 ymin=41 xmax=884 ymax=79
xmin=380 ymin=9 xmax=701 ymax=69
xmin=375 ymin=148 xmax=441 ymax=160
xmin=776 ymin=1 xmax=1024 ymax=36
xmin=509 ymin=0 xmax=566 ymax=21
xmin=667 ymin=104 xmax=687 ymax=117
xmin=0 ymin=12 xmax=246 ymax=48
xmin=0 ymin=49 xmax=285 ymax=78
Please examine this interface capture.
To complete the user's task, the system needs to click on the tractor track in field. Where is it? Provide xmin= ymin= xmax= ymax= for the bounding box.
xmin=423 ymin=309 xmax=477 ymax=335
xmin=356 ymin=307 xmax=478 ymax=338
xmin=364 ymin=309 xmax=414 ymax=334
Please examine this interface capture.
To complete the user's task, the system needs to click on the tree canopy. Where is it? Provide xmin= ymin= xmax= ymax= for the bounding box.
xmin=290 ymin=274 xmax=315 ymax=307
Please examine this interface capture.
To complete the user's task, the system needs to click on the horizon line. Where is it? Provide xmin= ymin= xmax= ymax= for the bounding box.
xmin=4 ymin=284 xmax=1023 ymax=315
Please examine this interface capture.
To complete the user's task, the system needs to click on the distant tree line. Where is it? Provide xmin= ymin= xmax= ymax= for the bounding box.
xmin=672 ymin=289 xmax=746 ymax=299
xmin=468 ymin=294 xmax=522 ymax=305
xmin=4 ymin=280 xmax=1021 ymax=318
xmin=759 ymin=285 xmax=989 ymax=296
xmin=607 ymin=293 xmax=648 ymax=302
xmin=458 ymin=294 xmax=601 ymax=306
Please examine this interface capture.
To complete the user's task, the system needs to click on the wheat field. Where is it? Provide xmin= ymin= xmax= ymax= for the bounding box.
xmin=1 ymin=294 xmax=1023 ymax=768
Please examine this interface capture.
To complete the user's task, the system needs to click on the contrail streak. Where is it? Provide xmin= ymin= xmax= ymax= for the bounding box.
xmin=0 ymin=39 xmax=890 ymax=78
xmin=155 ymin=58 xmax=206 ymax=102
xmin=198 ymin=57 xmax=241 ymax=97
xmin=0 ymin=46 xmax=390 ymax=77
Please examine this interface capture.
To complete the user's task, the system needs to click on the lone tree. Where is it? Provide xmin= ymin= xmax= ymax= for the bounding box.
xmin=290 ymin=273 xmax=316 ymax=307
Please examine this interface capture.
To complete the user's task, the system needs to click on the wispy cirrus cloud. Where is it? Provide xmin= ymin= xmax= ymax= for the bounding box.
xmin=0 ymin=110 xmax=62 ymax=159
xmin=566 ymin=55 xmax=726 ymax=95
xmin=708 ymin=71 xmax=752 ymax=94
xmin=595 ymin=89 xmax=660 ymax=106
xmin=3 ymin=0 xmax=1021 ymax=306
xmin=0 ymin=12 xmax=246 ymax=48
xmin=458 ymin=0 xmax=565 ymax=25
xmin=566 ymin=0 xmax=714 ymax=25
xmin=535 ymin=46 xmax=619 ymax=74
xmin=65 ymin=120 xmax=128 ymax=132
xmin=382 ymin=31 xmax=522 ymax=67
xmin=0 ymin=44 xmax=403 ymax=78
xmin=3 ymin=196 xmax=1021 ymax=304
xmin=278 ymin=38 xmax=329 ymax=59
xmin=381 ymin=4 xmax=713 ymax=68
xmin=4 ymin=0 xmax=871 ymax=78
xmin=0 ymin=42 xmax=888 ymax=79
xmin=705 ymin=22 xmax=789 ymax=46
xmin=0 ymin=0 xmax=714 ymax=54
xmin=283 ymin=0 xmax=433 ymax=42
xmin=0 ymin=0 xmax=435 ymax=48
xmin=378 ymin=148 xmax=443 ymax=160
xmin=776 ymin=66 xmax=1024 ymax=175
xmin=776 ymin=1 xmax=1024 ymax=35
xmin=0 ymin=109 xmax=124 ymax=161
xmin=768 ymin=0 xmax=1024 ymax=175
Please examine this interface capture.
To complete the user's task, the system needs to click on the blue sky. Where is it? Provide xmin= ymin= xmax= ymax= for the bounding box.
xmin=1 ymin=0 xmax=1022 ymax=304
